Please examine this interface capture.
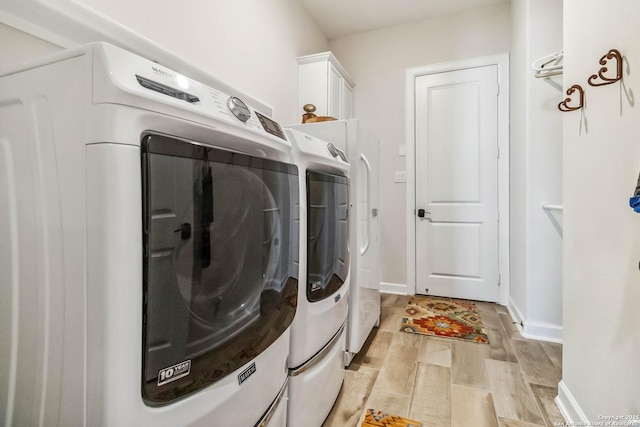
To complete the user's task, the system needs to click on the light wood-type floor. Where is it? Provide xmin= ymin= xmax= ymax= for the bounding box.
xmin=323 ymin=294 xmax=565 ymax=427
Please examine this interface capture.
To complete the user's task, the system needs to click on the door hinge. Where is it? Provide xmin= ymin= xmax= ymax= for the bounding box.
xmin=496 ymin=84 xmax=500 ymax=96
xmin=497 ymin=146 xmax=500 ymax=158
xmin=497 ymin=210 xmax=500 ymax=223
xmin=498 ymin=274 xmax=501 ymax=286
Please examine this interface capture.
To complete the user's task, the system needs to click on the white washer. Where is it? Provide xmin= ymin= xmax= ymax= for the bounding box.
xmin=0 ymin=42 xmax=299 ymax=427
xmin=284 ymin=128 xmax=350 ymax=427
xmin=289 ymin=120 xmax=381 ymax=364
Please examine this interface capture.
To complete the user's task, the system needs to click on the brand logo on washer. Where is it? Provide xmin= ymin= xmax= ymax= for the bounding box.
xmin=157 ymin=360 xmax=191 ymax=386
xmin=238 ymin=362 xmax=257 ymax=385
xmin=151 ymin=66 xmax=176 ymax=81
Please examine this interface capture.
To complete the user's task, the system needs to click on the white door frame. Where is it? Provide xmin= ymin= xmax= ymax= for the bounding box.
xmin=405 ymin=54 xmax=510 ymax=305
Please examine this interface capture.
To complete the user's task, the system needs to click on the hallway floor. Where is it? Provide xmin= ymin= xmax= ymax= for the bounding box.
xmin=323 ymin=294 xmax=565 ymax=427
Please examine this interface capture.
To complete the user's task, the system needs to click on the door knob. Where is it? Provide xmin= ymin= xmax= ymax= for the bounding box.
xmin=417 ymin=209 xmax=431 ymax=218
xmin=174 ymin=223 xmax=192 ymax=240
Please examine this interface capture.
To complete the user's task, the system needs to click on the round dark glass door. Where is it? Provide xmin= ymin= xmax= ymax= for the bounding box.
xmin=306 ymin=170 xmax=350 ymax=303
xmin=141 ymin=134 xmax=299 ymax=405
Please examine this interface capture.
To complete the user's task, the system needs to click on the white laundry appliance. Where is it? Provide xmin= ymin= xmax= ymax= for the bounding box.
xmin=0 ymin=42 xmax=299 ymax=427
xmin=289 ymin=119 xmax=381 ymax=365
xmin=284 ymin=128 xmax=350 ymax=427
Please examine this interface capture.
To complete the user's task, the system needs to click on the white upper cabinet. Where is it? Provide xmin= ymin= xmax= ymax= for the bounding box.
xmin=298 ymin=52 xmax=355 ymax=120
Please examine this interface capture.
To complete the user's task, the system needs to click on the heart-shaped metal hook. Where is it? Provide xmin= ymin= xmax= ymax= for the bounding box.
xmin=588 ymin=49 xmax=623 ymax=86
xmin=558 ymin=84 xmax=585 ymax=112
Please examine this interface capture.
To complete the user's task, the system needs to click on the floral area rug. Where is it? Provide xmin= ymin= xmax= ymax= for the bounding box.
xmin=361 ymin=409 xmax=422 ymax=427
xmin=400 ymin=296 xmax=489 ymax=344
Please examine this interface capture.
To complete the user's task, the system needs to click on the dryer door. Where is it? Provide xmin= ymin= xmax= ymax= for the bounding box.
xmin=141 ymin=134 xmax=299 ymax=405
xmin=306 ymin=170 xmax=350 ymax=302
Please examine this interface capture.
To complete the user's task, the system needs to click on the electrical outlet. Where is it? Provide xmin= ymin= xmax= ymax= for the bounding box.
xmin=394 ymin=171 xmax=406 ymax=183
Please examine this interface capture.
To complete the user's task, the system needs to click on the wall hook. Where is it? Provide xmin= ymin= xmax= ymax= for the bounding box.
xmin=558 ymin=84 xmax=585 ymax=112
xmin=588 ymin=49 xmax=623 ymax=86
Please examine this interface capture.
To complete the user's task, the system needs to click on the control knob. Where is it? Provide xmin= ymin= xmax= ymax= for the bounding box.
xmin=327 ymin=143 xmax=339 ymax=158
xmin=227 ymin=96 xmax=251 ymax=122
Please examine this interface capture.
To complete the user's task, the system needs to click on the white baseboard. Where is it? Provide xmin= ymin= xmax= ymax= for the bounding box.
xmin=555 ymin=380 xmax=588 ymax=424
xmin=521 ymin=321 xmax=563 ymax=343
xmin=507 ymin=297 xmax=525 ymax=325
xmin=379 ymin=282 xmax=409 ymax=295
xmin=506 ymin=297 xmax=563 ymax=343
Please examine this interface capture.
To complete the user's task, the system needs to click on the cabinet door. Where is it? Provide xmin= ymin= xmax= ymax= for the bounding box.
xmin=341 ymin=80 xmax=353 ymax=119
xmin=298 ymin=61 xmax=330 ymax=117
xmin=328 ymin=62 xmax=342 ymax=118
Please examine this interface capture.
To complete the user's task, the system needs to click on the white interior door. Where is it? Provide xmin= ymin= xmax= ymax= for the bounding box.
xmin=415 ymin=65 xmax=499 ymax=302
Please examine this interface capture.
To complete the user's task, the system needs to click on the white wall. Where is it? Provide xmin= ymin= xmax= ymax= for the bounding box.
xmin=559 ymin=0 xmax=640 ymax=420
xmin=0 ymin=22 xmax=61 ymax=64
xmin=76 ymin=0 xmax=327 ymax=124
xmin=509 ymin=0 xmax=563 ymax=342
xmin=0 ymin=0 xmax=328 ymax=125
xmin=328 ymin=3 xmax=511 ymax=287
xmin=509 ymin=0 xmax=529 ymax=329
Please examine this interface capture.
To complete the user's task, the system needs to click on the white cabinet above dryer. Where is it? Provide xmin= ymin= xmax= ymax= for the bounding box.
xmin=298 ymin=52 xmax=355 ymax=120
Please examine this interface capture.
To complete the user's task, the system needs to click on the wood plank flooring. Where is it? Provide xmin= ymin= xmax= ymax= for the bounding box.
xmin=323 ymin=294 xmax=565 ymax=427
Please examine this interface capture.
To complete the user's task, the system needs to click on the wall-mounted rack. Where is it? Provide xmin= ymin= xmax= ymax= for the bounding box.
xmin=532 ymin=50 xmax=563 ymax=78
xmin=555 ymin=48 xmax=627 ymax=114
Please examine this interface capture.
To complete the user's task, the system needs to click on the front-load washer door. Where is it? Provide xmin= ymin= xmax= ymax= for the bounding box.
xmin=141 ymin=134 xmax=299 ymax=405
xmin=306 ymin=170 xmax=350 ymax=302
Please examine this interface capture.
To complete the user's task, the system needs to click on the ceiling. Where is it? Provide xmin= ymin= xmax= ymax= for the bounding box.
xmin=296 ymin=0 xmax=509 ymax=40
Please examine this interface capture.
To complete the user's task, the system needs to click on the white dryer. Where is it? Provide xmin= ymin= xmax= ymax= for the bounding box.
xmin=0 ymin=42 xmax=299 ymax=427
xmin=284 ymin=128 xmax=350 ymax=427
xmin=289 ymin=119 xmax=381 ymax=364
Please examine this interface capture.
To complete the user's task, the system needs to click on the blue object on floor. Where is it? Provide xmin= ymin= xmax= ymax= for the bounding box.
xmin=632 ymin=171 xmax=640 ymax=213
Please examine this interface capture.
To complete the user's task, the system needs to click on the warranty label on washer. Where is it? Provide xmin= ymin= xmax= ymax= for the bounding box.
xmin=157 ymin=360 xmax=191 ymax=386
